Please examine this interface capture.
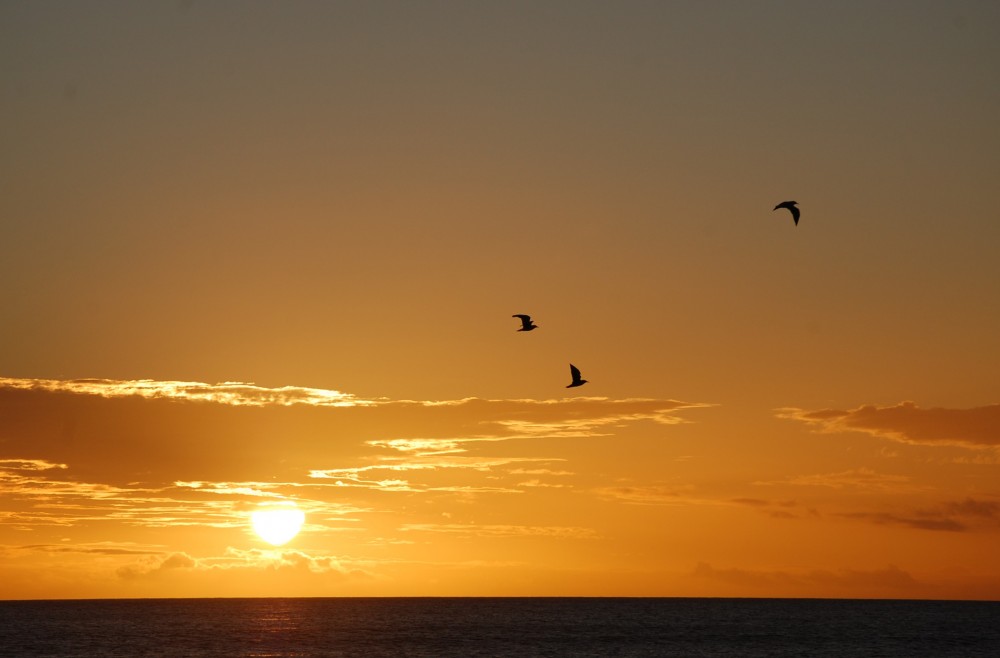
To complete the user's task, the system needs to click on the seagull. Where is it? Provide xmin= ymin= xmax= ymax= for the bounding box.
xmin=773 ymin=200 xmax=800 ymax=226
xmin=512 ymin=314 xmax=538 ymax=332
xmin=566 ymin=363 xmax=588 ymax=388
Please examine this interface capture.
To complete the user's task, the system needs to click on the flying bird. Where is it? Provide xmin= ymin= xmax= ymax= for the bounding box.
xmin=773 ymin=200 xmax=800 ymax=226
xmin=566 ymin=363 xmax=588 ymax=388
xmin=512 ymin=314 xmax=538 ymax=332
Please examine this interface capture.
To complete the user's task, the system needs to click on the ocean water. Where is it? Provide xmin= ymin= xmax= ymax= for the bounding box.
xmin=1 ymin=597 xmax=997 ymax=657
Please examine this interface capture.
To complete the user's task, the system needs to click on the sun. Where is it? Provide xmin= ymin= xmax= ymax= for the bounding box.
xmin=251 ymin=503 xmax=305 ymax=546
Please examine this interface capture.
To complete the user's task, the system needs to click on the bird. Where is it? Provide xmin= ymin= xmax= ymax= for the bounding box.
xmin=773 ymin=200 xmax=800 ymax=226
xmin=566 ymin=363 xmax=588 ymax=388
xmin=512 ymin=314 xmax=538 ymax=331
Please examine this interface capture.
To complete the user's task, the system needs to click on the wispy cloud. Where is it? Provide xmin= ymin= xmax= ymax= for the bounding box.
xmin=516 ymin=479 xmax=570 ymax=489
xmin=14 ymin=541 xmax=166 ymax=556
xmin=594 ymin=487 xmax=805 ymax=518
xmin=729 ymin=498 xmax=801 ymax=519
xmin=0 ymin=377 xmax=369 ymax=407
xmin=778 ymin=402 xmax=1000 ymax=448
xmin=754 ymin=467 xmax=916 ymax=492
xmin=309 ymin=475 xmax=524 ymax=494
xmin=488 ymin=397 xmax=711 ymax=437
xmin=0 ymin=379 xmax=709 ymax=421
xmin=594 ymin=484 xmax=689 ymax=506
xmin=312 ymin=456 xmax=558 ymax=476
xmin=508 ymin=468 xmax=574 ymax=476
xmin=399 ymin=523 xmax=597 ymax=539
xmin=0 ymin=459 xmax=67 ymax=471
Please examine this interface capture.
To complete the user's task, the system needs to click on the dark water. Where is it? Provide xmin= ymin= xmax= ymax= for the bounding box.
xmin=1 ymin=597 xmax=997 ymax=657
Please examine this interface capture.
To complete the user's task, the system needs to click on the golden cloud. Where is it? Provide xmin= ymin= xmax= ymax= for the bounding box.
xmin=778 ymin=402 xmax=1000 ymax=448
xmin=0 ymin=377 xmax=368 ymax=407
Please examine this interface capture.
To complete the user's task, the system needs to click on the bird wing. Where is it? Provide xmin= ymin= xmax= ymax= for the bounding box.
xmin=773 ymin=202 xmax=800 ymax=224
xmin=569 ymin=364 xmax=581 ymax=381
xmin=512 ymin=314 xmax=531 ymax=321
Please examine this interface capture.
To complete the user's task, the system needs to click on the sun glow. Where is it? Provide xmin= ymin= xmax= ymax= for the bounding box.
xmin=251 ymin=503 xmax=305 ymax=546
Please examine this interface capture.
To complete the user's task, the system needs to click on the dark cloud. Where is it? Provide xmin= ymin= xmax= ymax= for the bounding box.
xmin=943 ymin=498 xmax=1000 ymax=520
xmin=729 ymin=498 xmax=799 ymax=519
xmin=836 ymin=499 xmax=1000 ymax=533
xmin=837 ymin=512 xmax=967 ymax=532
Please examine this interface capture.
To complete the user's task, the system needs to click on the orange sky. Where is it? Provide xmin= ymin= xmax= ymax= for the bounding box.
xmin=2 ymin=1 xmax=999 ymax=600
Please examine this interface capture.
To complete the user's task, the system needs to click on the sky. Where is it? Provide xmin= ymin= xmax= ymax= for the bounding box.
xmin=1 ymin=0 xmax=999 ymax=600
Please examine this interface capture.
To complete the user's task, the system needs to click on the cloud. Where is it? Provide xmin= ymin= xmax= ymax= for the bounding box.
xmin=15 ymin=541 xmax=165 ymax=556
xmin=116 ymin=547 xmax=371 ymax=580
xmin=943 ymin=497 xmax=1000 ymax=520
xmin=399 ymin=523 xmax=597 ymax=539
xmin=592 ymin=485 xmax=753 ymax=510
xmin=593 ymin=487 xmax=808 ymax=519
xmin=594 ymin=485 xmax=689 ymax=506
xmin=355 ymin=398 xmax=710 ymax=458
xmin=0 ymin=459 xmax=67 ymax=471
xmin=516 ymin=479 xmax=570 ymax=489
xmin=0 ymin=378 xmax=708 ymax=422
xmin=837 ymin=497 xmax=1000 ymax=533
xmin=309 ymin=456 xmax=562 ymax=480
xmin=730 ymin=498 xmax=777 ymax=507
xmin=364 ymin=438 xmax=474 ymax=455
xmin=116 ymin=552 xmax=197 ymax=579
xmin=836 ymin=512 xmax=966 ymax=532
xmin=508 ymin=468 xmax=574 ymax=476
xmin=307 ymin=462 xmax=530 ymax=493
xmin=729 ymin=498 xmax=800 ymax=518
xmin=0 ymin=377 xmax=709 ymax=551
xmin=0 ymin=461 xmax=359 ymax=533
xmin=173 ymin=481 xmax=286 ymax=497
xmin=0 ymin=380 xmax=707 ymax=486
xmin=485 ymin=397 xmax=711 ymax=437
xmin=730 ymin=498 xmax=798 ymax=514
xmin=0 ymin=377 xmax=369 ymax=407
xmin=754 ymin=468 xmax=916 ymax=492
xmin=778 ymin=402 xmax=1000 ymax=448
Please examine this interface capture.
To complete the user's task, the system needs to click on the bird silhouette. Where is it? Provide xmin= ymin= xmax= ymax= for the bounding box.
xmin=773 ymin=200 xmax=800 ymax=226
xmin=512 ymin=314 xmax=538 ymax=331
xmin=566 ymin=363 xmax=588 ymax=388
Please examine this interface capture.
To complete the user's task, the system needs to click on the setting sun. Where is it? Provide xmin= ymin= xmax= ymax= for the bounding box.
xmin=251 ymin=504 xmax=305 ymax=546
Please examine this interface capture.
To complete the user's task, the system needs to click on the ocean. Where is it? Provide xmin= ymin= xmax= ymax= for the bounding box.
xmin=1 ymin=597 xmax=997 ymax=657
